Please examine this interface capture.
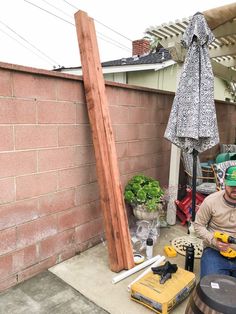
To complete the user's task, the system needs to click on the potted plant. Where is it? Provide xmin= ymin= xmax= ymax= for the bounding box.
xmin=124 ymin=174 xmax=164 ymax=220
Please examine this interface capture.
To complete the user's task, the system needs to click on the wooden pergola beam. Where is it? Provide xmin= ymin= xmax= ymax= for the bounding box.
xmin=209 ymin=44 xmax=236 ymax=59
xmin=213 ymin=20 xmax=236 ymax=38
xmin=74 ymin=10 xmax=134 ymax=272
xmin=211 ymin=60 xmax=236 ymax=82
xmin=203 ymin=2 xmax=236 ymax=30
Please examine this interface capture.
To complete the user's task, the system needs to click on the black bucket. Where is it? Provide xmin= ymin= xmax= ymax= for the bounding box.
xmin=185 ymin=274 xmax=236 ymax=314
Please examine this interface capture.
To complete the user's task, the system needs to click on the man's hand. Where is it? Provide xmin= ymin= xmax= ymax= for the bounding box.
xmin=214 ymin=239 xmax=230 ymax=252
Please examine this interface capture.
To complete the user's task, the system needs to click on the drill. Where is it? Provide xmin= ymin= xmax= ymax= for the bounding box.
xmin=214 ymin=231 xmax=236 ymax=258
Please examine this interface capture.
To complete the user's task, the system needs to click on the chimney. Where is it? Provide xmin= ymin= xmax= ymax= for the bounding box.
xmin=132 ymin=39 xmax=150 ymax=56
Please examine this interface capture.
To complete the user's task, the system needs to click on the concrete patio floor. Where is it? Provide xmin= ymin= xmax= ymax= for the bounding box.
xmin=0 ymin=271 xmax=108 ymax=314
xmin=0 ymin=221 xmax=200 ymax=313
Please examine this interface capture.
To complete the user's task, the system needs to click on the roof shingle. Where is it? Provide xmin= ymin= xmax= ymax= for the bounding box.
xmin=101 ymin=48 xmax=171 ymax=67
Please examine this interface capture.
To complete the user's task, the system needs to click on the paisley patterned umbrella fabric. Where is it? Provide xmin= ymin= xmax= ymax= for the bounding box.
xmin=164 ymin=12 xmax=219 ymax=153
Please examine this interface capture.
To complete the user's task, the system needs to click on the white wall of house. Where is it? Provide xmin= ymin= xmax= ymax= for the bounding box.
xmin=126 ymin=64 xmax=177 ymax=91
xmin=104 ymin=72 xmax=127 ymax=84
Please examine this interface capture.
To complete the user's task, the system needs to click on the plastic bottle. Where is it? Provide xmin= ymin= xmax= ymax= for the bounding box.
xmin=146 ymin=238 xmax=153 ymax=259
xmin=185 ymin=244 xmax=195 ymax=272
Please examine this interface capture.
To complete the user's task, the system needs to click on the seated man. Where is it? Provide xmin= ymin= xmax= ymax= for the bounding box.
xmin=194 ymin=166 xmax=236 ymax=278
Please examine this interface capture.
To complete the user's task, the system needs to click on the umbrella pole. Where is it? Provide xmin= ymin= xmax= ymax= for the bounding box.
xmin=191 ymin=149 xmax=198 ymax=221
xmin=171 ymin=148 xmax=203 ymax=259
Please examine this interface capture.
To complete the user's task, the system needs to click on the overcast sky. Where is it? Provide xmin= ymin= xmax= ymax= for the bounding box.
xmin=0 ymin=0 xmax=234 ymax=70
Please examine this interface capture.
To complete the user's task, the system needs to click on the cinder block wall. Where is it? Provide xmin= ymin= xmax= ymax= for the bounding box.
xmin=106 ymin=85 xmax=173 ymax=186
xmin=0 ymin=62 xmax=235 ymax=292
xmin=0 ymin=63 xmax=173 ymax=291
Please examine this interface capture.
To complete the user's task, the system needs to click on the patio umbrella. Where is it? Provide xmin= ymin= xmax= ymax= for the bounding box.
xmin=164 ymin=12 xmax=219 ymax=222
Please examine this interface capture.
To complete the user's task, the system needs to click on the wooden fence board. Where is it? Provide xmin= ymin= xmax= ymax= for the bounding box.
xmin=74 ymin=10 xmax=134 ymax=271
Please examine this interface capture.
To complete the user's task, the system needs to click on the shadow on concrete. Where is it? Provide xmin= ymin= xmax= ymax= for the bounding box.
xmin=0 ymin=271 xmax=108 ymax=314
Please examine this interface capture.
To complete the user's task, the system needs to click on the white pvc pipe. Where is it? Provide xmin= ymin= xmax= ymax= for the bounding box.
xmin=127 ymin=255 xmax=166 ymax=291
xmin=111 ymin=255 xmax=164 ymax=284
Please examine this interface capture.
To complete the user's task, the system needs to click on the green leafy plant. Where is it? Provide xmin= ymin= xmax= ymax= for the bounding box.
xmin=124 ymin=174 xmax=164 ymax=212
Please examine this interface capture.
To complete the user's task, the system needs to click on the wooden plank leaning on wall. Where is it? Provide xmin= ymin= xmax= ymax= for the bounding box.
xmin=74 ymin=10 xmax=134 ymax=272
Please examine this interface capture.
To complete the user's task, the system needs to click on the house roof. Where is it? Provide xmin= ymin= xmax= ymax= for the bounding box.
xmin=101 ymin=48 xmax=171 ymax=67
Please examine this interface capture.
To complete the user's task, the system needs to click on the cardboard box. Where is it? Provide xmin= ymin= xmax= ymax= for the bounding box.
xmin=130 ymin=266 xmax=195 ymax=313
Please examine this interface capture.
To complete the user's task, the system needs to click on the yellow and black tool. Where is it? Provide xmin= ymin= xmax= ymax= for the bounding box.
xmin=164 ymin=245 xmax=177 ymax=257
xmin=214 ymin=231 xmax=236 ymax=258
